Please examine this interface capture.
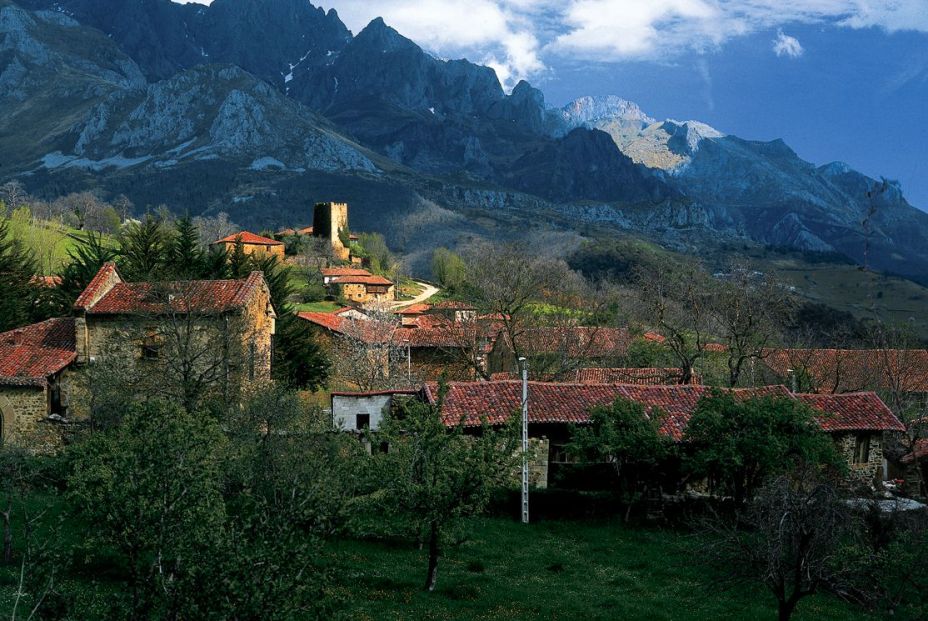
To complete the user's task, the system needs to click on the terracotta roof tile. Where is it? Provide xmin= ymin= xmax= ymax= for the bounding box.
xmin=509 ymin=327 xmax=631 ymax=358
xmin=321 ymin=267 xmax=372 ymax=278
xmin=0 ymin=318 xmax=76 ymax=387
xmin=74 ymin=262 xmax=121 ymax=311
xmin=764 ymin=348 xmax=928 ymax=393
xmin=331 ymin=274 xmax=394 ymax=286
xmin=213 ymin=231 xmax=283 ymax=246
xmin=795 ymin=393 xmax=905 ymax=433
xmin=575 ymin=368 xmax=699 ymax=386
xmin=87 ymin=273 xmax=265 ymax=315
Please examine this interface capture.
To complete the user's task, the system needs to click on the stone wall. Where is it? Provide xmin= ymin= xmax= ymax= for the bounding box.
xmin=332 ymin=393 xmax=396 ymax=431
xmin=833 ymin=431 xmax=886 ymax=488
xmin=0 ymin=385 xmax=61 ymax=452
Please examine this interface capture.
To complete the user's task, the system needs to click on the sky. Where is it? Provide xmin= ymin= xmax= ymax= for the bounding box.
xmin=177 ymin=1 xmax=928 ymax=210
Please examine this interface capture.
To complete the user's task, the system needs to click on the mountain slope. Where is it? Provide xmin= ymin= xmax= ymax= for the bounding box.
xmin=557 ymin=96 xmax=928 ymax=281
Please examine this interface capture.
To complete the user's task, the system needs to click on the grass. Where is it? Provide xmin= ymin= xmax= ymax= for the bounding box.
xmin=0 ymin=495 xmax=876 ymax=620
xmin=294 ymin=300 xmax=342 ymax=313
xmin=327 ymin=517 xmax=872 ymax=621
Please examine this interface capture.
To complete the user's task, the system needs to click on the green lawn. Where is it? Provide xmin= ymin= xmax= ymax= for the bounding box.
xmin=327 ymin=517 xmax=872 ymax=621
xmin=294 ymin=300 xmax=342 ymax=313
xmin=0 ymin=497 xmax=875 ymax=620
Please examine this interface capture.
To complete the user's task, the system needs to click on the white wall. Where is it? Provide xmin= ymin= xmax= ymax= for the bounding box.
xmin=332 ymin=394 xmax=394 ymax=431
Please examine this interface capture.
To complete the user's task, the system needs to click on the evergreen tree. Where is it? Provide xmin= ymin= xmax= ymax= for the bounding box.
xmin=0 ymin=218 xmax=38 ymax=331
xmin=226 ymin=238 xmax=251 ymax=279
xmin=54 ymin=233 xmax=118 ymax=314
xmin=165 ymin=216 xmax=205 ymax=279
xmin=120 ymin=216 xmax=166 ymax=282
xmin=250 ymin=254 xmax=331 ymax=390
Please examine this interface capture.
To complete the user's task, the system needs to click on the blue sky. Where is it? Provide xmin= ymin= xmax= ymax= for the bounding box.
xmin=178 ymin=1 xmax=928 ymax=209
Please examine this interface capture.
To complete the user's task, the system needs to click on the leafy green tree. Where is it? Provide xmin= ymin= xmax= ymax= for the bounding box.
xmin=684 ymin=392 xmax=842 ymax=504
xmin=373 ymin=394 xmax=518 ymax=591
xmin=68 ymin=402 xmax=227 ymax=619
xmin=358 ymin=232 xmax=396 ymax=277
xmin=119 ymin=216 xmax=166 ymax=282
xmin=0 ymin=217 xmax=39 ymax=331
xmin=569 ymin=398 xmax=672 ymax=521
xmin=431 ymin=247 xmax=467 ymax=292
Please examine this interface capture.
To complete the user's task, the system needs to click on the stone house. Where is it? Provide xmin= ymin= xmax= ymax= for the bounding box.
xmin=330 ymin=382 xmax=904 ymax=491
xmin=326 ymin=271 xmax=395 ymax=305
xmin=0 ymin=264 xmax=277 ymax=449
xmin=212 ymin=231 xmax=285 ymax=259
xmin=0 ymin=318 xmax=77 ymax=450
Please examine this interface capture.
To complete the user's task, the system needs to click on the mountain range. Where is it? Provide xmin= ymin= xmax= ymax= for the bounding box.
xmin=3 ymin=0 xmax=928 ymax=283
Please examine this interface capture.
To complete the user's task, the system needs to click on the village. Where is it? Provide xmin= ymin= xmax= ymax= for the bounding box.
xmin=0 ymin=198 xmax=927 ymax=619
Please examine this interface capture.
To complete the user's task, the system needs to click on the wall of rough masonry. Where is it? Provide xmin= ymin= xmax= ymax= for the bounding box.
xmin=0 ymin=386 xmax=61 ymax=452
xmin=833 ymin=432 xmax=885 ymax=487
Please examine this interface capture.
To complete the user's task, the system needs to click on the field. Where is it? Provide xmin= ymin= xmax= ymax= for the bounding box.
xmin=328 ymin=517 xmax=870 ymax=621
xmin=0 ymin=492 xmax=872 ymax=620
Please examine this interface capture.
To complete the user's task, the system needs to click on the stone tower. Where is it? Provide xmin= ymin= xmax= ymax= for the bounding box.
xmin=312 ymin=202 xmax=350 ymax=261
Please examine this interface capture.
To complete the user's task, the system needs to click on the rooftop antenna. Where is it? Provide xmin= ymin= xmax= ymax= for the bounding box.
xmin=520 ymin=357 xmax=529 ymax=525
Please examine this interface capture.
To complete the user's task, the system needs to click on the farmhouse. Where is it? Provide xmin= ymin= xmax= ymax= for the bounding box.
xmin=325 ymin=270 xmax=396 ymax=305
xmin=0 ymin=263 xmax=277 ymax=450
xmin=331 ymin=382 xmax=904 ymax=489
xmin=212 ymin=231 xmax=285 ymax=258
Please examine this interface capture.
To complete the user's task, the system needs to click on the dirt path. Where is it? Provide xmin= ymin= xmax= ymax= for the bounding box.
xmin=392 ymin=281 xmax=440 ymax=308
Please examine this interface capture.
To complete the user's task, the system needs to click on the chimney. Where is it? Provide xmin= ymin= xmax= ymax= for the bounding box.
xmin=11 ymin=329 xmax=24 ymax=346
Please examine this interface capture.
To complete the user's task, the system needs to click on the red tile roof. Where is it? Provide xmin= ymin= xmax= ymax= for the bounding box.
xmin=298 ymin=311 xmax=349 ymax=333
xmin=397 ymin=303 xmax=432 ymax=315
xmin=86 ymin=272 xmax=266 ymax=315
xmin=504 ymin=327 xmax=631 ymax=358
xmin=298 ymin=311 xmax=492 ymax=350
xmin=331 ymin=274 xmax=394 ymax=286
xmin=321 ymin=267 xmax=372 ymax=278
xmin=423 ymin=381 xmax=793 ymax=439
xmin=0 ymin=318 xmax=76 ymax=387
xmin=764 ymin=348 xmax=928 ymax=393
xmin=575 ymin=368 xmax=699 ymax=386
xmin=30 ymin=275 xmax=62 ymax=288
xmin=795 ymin=393 xmax=905 ymax=433
xmin=74 ymin=262 xmax=121 ymax=311
xmin=213 ymin=231 xmax=283 ymax=246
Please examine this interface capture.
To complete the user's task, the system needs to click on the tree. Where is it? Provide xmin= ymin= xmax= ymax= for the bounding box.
xmin=358 ymin=232 xmax=397 ymax=277
xmin=569 ymin=398 xmax=672 ymax=521
xmin=714 ymin=267 xmax=791 ymax=387
xmin=164 ymin=215 xmax=205 ymax=279
xmin=251 ymin=253 xmax=331 ymax=391
xmin=708 ymin=476 xmax=856 ymax=621
xmin=0 ymin=217 xmax=39 ymax=332
xmin=684 ymin=391 xmax=842 ymax=504
xmin=119 ymin=216 xmax=166 ymax=281
xmin=68 ymin=402 xmax=228 ymax=618
xmin=373 ymin=394 xmax=518 ymax=591
xmin=0 ymin=180 xmax=27 ymax=214
xmin=54 ymin=191 xmax=104 ymax=231
xmin=431 ymin=247 xmax=467 ymax=292
xmin=332 ymin=305 xmax=406 ymax=390
xmin=0 ymin=448 xmax=37 ymax=565
xmin=53 ymin=232 xmax=118 ymax=314
xmin=636 ymin=262 xmax=719 ymax=385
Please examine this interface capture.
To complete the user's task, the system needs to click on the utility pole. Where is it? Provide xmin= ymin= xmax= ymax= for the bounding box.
xmin=404 ymin=338 xmax=411 ymax=381
xmin=520 ymin=357 xmax=529 ymax=525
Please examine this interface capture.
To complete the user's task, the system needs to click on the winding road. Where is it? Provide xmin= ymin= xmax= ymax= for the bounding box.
xmin=391 ymin=281 xmax=440 ymax=309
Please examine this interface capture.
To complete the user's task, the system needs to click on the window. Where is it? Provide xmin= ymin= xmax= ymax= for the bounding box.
xmin=49 ymin=376 xmax=66 ymax=417
xmin=141 ymin=335 xmax=161 ymax=360
xmin=853 ymin=435 xmax=871 ymax=464
xmin=356 ymin=414 xmax=370 ymax=430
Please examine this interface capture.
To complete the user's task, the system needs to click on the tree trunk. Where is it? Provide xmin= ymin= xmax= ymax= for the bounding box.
xmin=778 ymin=595 xmax=799 ymax=621
xmin=424 ymin=521 xmax=440 ymax=592
xmin=2 ymin=502 xmax=12 ymax=564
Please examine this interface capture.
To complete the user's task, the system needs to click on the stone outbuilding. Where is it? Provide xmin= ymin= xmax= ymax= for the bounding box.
xmin=212 ymin=231 xmax=285 ymax=259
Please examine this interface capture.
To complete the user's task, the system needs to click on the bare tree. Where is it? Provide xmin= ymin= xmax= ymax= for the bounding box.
xmin=332 ymin=304 xmax=409 ymax=391
xmin=0 ymin=180 xmax=27 ymax=215
xmin=707 ymin=475 xmax=857 ymax=621
xmin=715 ymin=267 xmax=792 ymax=387
xmin=193 ymin=212 xmax=240 ymax=247
xmin=53 ymin=192 xmax=105 ymax=231
xmin=636 ymin=262 xmax=719 ymax=385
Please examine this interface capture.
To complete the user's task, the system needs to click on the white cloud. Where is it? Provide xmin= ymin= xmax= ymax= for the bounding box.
xmin=171 ymin=0 xmax=928 ymax=82
xmin=773 ymin=29 xmax=804 ymax=58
